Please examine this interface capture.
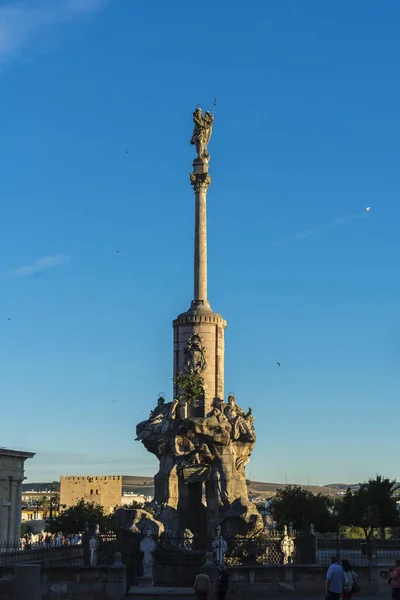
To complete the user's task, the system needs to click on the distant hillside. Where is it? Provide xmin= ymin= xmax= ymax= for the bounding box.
xmin=22 ymin=482 xmax=59 ymax=492
xmin=246 ymin=480 xmax=337 ymax=498
xmin=121 ymin=476 xmax=154 ymax=495
xmin=24 ymin=477 xmax=344 ymax=498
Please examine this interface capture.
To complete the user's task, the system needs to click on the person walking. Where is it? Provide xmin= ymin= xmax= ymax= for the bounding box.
xmin=342 ymin=559 xmax=359 ymax=598
xmin=193 ymin=571 xmax=212 ymax=600
xmin=216 ymin=565 xmax=229 ymax=600
xmin=389 ymin=559 xmax=400 ymax=600
xmin=325 ymin=555 xmax=345 ymax=600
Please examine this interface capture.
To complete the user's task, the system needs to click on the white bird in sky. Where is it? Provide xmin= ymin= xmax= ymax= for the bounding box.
xmin=366 ymin=206 xmax=371 ymax=212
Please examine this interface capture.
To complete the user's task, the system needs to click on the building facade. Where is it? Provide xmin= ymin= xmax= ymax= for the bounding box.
xmin=60 ymin=476 xmax=122 ymax=514
xmin=0 ymin=448 xmax=35 ymax=544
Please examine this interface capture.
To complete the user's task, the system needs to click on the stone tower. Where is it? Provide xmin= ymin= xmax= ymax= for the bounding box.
xmin=172 ymin=135 xmax=226 ymax=416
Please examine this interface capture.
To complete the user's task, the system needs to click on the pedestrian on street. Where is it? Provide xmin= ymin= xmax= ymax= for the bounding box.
xmin=193 ymin=571 xmax=212 ymax=600
xmin=389 ymin=559 xmax=400 ymax=600
xmin=217 ymin=565 xmax=229 ymax=600
xmin=326 ymin=555 xmax=345 ymax=600
xmin=342 ymin=559 xmax=359 ymax=598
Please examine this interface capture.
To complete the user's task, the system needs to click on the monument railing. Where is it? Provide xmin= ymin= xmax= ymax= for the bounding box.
xmin=98 ymin=529 xmax=312 ymax=567
xmin=316 ymin=537 xmax=400 ymax=566
xmin=0 ymin=542 xmax=83 ymax=566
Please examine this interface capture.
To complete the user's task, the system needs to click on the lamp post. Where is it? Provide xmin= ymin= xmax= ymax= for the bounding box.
xmin=333 ymin=506 xmax=339 ymax=557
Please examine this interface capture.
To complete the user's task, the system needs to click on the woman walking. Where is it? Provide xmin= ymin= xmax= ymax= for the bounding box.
xmin=341 ymin=559 xmax=359 ymax=599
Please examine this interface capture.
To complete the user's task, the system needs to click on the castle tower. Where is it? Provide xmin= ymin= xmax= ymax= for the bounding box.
xmin=172 ymin=108 xmax=226 ymax=416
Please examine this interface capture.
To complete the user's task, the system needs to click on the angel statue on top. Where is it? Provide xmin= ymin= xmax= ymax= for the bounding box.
xmin=190 ymin=107 xmax=214 ymax=161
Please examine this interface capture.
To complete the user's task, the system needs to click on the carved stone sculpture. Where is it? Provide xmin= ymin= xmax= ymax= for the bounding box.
xmin=212 ymin=525 xmax=228 ymax=565
xmin=140 ymin=530 xmax=157 ymax=585
xmin=183 ymin=333 xmax=207 ymax=375
xmin=190 ymin=107 xmax=214 ymax=161
xmin=115 ymin=507 xmax=164 ymax=536
xmin=136 ymin=391 xmax=263 ymax=539
xmin=224 ymin=395 xmax=255 ymax=442
xmin=280 ymin=525 xmax=295 ymax=564
xmin=136 ymin=397 xmax=176 ymax=442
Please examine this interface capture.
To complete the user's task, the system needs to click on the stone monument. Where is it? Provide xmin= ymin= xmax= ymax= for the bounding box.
xmin=136 ymin=107 xmax=263 ymax=539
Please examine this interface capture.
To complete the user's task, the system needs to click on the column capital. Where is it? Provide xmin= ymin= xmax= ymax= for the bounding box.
xmin=190 ymin=171 xmax=211 ymax=191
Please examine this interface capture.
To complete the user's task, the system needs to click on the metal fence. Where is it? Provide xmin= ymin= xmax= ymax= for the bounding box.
xmin=316 ymin=538 xmax=400 ymax=566
xmin=0 ymin=542 xmax=83 ymax=567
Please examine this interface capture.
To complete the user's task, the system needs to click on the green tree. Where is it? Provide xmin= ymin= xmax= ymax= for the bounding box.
xmin=173 ymin=371 xmax=204 ymax=404
xmin=340 ymin=476 xmax=400 ymax=554
xmin=45 ymin=499 xmax=115 ymax=536
xmin=123 ymin=500 xmax=144 ymax=510
xmin=269 ymin=485 xmax=334 ymax=532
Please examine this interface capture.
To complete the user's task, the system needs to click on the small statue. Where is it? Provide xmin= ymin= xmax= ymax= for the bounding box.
xmin=177 ymin=397 xmax=187 ymax=419
xmin=212 ymin=525 xmax=228 ymax=566
xmin=136 ymin=397 xmax=170 ymax=441
xmin=140 ymin=530 xmax=157 ymax=581
xmin=224 ymin=396 xmax=255 ymax=442
xmin=183 ymin=334 xmax=207 ymax=375
xmin=190 ymin=107 xmax=214 ymax=161
xmin=280 ymin=525 xmax=295 ymax=565
xmin=246 ymin=407 xmax=256 ymax=427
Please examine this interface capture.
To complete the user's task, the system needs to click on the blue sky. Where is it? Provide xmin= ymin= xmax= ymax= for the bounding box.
xmin=1 ymin=0 xmax=399 ymax=486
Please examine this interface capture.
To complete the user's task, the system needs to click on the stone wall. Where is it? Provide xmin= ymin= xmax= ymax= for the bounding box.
xmin=60 ymin=476 xmax=122 ymax=513
xmin=0 ymin=577 xmax=14 ymax=600
xmin=41 ymin=566 xmax=108 ymax=599
xmin=0 ymin=562 xmax=126 ymax=600
xmin=225 ymin=563 xmax=393 ymax=598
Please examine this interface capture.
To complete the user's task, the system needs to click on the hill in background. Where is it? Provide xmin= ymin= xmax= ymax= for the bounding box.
xmin=23 ymin=476 xmax=352 ymax=497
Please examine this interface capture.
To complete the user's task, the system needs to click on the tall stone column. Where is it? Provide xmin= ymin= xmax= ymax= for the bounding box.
xmin=173 ymin=156 xmax=226 ymax=416
xmin=191 ymin=159 xmax=211 ymax=309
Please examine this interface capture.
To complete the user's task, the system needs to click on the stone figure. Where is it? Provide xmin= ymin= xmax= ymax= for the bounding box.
xmin=140 ymin=529 xmax=157 ymax=582
xmin=212 ymin=525 xmax=228 ymax=566
xmin=190 ymin=107 xmax=214 ymax=161
xmin=136 ymin=397 xmax=170 ymax=441
xmin=224 ymin=396 xmax=255 ymax=442
xmin=280 ymin=525 xmax=295 ymax=564
xmin=170 ymin=397 xmax=187 ymax=421
xmin=177 ymin=397 xmax=187 ymax=419
xmin=183 ymin=334 xmax=207 ymax=375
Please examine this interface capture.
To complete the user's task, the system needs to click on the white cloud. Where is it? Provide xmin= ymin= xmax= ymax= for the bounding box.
xmin=0 ymin=0 xmax=107 ymax=62
xmin=272 ymin=211 xmax=367 ymax=246
xmin=5 ymin=254 xmax=70 ymax=277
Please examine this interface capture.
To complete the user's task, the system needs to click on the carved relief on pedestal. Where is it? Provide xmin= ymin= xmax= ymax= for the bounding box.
xmin=183 ymin=334 xmax=207 ymax=375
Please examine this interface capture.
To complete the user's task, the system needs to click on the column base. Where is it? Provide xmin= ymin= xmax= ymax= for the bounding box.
xmin=190 ymin=299 xmax=211 ymax=310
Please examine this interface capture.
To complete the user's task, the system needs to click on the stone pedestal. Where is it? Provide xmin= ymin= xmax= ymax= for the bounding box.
xmin=173 ymin=308 xmax=226 ymax=416
xmin=14 ymin=565 xmax=41 ymax=600
xmin=105 ymin=552 xmax=127 ymax=599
